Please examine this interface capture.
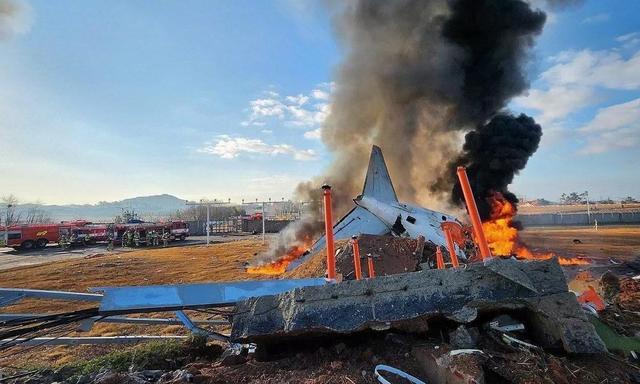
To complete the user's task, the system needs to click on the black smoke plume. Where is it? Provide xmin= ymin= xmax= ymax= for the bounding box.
xmin=449 ymin=114 xmax=542 ymax=220
xmin=441 ymin=0 xmax=545 ymax=125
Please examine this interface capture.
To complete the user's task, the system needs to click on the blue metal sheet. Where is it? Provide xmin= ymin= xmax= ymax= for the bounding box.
xmin=92 ymin=278 xmax=327 ymax=314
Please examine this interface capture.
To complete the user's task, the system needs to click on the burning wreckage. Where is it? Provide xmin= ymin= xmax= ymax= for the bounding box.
xmin=3 ymin=146 xmax=638 ymax=383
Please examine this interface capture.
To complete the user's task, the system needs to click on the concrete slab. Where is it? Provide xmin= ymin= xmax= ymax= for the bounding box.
xmin=231 ymin=258 xmax=606 ymax=354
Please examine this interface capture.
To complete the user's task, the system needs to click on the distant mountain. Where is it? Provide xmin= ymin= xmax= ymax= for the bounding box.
xmin=14 ymin=194 xmax=188 ymax=222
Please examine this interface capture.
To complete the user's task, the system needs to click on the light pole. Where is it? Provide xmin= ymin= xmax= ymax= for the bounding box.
xmin=243 ymin=199 xmax=273 ymax=245
xmin=185 ymin=199 xmax=229 ymax=246
xmin=585 ymin=190 xmax=591 ymax=224
xmin=4 ymin=204 xmax=13 ymax=248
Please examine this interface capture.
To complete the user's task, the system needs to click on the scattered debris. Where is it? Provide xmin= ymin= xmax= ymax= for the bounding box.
xmin=373 ymin=364 xmax=426 ymax=384
xmin=449 ymin=325 xmax=479 ymax=349
xmin=488 ymin=314 xmax=525 ymax=333
xmin=501 ymin=333 xmax=541 ymax=352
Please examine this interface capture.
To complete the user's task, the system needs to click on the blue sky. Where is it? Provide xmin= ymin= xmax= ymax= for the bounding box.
xmin=1 ymin=0 xmax=638 ymax=204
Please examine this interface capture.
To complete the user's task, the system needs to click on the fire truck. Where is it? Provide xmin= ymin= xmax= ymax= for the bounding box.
xmin=0 ymin=221 xmax=88 ymax=250
xmin=0 ymin=220 xmax=188 ymax=250
xmin=168 ymin=221 xmax=189 ymax=240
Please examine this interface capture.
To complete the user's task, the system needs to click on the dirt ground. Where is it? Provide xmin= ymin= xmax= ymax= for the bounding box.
xmin=520 ymin=225 xmax=640 ymax=261
xmin=1 ymin=225 xmax=639 ymax=371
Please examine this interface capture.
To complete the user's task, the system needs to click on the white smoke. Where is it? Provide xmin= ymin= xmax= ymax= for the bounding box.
xmin=0 ymin=0 xmax=32 ymax=40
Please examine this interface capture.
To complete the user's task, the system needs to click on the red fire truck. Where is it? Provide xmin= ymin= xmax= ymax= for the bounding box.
xmin=169 ymin=221 xmax=189 ymax=241
xmin=1 ymin=220 xmax=189 ymax=250
xmin=0 ymin=221 xmax=88 ymax=250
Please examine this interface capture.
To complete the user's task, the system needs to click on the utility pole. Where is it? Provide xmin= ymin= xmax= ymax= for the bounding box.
xmin=185 ymin=199 xmax=229 ymax=246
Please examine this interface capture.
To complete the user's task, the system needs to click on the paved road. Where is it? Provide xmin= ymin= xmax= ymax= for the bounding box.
xmin=0 ymin=234 xmax=274 ymax=271
xmin=0 ymin=239 xmax=207 ymax=271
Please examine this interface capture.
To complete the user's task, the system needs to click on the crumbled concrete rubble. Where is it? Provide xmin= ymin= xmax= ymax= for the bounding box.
xmin=232 ymin=258 xmax=606 ymax=354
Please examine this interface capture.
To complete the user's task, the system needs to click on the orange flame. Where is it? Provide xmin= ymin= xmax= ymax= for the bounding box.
xmin=246 ymin=243 xmax=311 ymax=275
xmin=482 ymin=192 xmax=588 ymax=266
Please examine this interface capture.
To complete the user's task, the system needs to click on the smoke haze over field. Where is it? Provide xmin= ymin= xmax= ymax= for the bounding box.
xmin=0 ymin=0 xmax=31 ymax=40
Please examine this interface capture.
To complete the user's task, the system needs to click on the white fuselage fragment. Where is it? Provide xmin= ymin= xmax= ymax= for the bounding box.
xmin=355 ymin=196 xmax=464 ymax=257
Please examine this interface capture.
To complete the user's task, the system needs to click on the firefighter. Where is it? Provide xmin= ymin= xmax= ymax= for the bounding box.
xmin=70 ymin=229 xmax=79 ymax=247
xmin=106 ymin=225 xmax=115 ymax=251
xmin=107 ymin=236 xmax=114 ymax=251
xmin=81 ymin=233 xmax=89 ymax=247
xmin=149 ymin=230 xmax=159 ymax=247
xmin=162 ymin=230 xmax=170 ymax=247
xmin=124 ymin=229 xmax=134 ymax=248
xmin=58 ymin=234 xmax=70 ymax=250
xmin=133 ymin=229 xmax=141 ymax=247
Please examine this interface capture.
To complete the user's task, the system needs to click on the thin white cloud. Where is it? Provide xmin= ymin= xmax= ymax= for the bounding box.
xmin=0 ymin=0 xmax=32 ymax=40
xmin=303 ymin=127 xmax=321 ymax=139
xmin=542 ymin=49 xmax=640 ymax=90
xmin=248 ymin=98 xmax=286 ymax=119
xmin=578 ymin=98 xmax=640 ymax=154
xmin=311 ymin=89 xmax=330 ymax=100
xmin=242 ymin=82 xmax=333 ymax=135
xmin=616 ymin=32 xmax=640 ymax=49
xmin=516 ymin=39 xmax=640 ymax=154
xmin=285 ymin=94 xmax=309 ymax=105
xmin=581 ymin=13 xmax=610 ymax=24
xmin=515 ymin=85 xmax=597 ymax=124
xmin=200 ymin=135 xmax=317 ymax=161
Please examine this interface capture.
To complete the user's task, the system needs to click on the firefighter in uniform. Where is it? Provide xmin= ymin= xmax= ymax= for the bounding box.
xmin=106 ymin=227 xmax=115 ymax=251
xmin=124 ymin=229 xmax=134 ymax=248
xmin=133 ymin=229 xmax=141 ymax=247
xmin=149 ymin=230 xmax=159 ymax=247
xmin=59 ymin=233 xmax=70 ymax=250
xmin=69 ymin=230 xmax=79 ymax=247
xmin=162 ymin=230 xmax=170 ymax=247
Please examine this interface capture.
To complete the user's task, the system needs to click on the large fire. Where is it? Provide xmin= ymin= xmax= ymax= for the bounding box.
xmin=246 ymin=243 xmax=311 ymax=275
xmin=482 ymin=192 xmax=588 ymax=266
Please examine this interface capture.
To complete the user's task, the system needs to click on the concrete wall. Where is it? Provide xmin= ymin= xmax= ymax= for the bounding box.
xmin=187 ymin=220 xmax=206 ymax=235
xmin=243 ymin=219 xmax=292 ymax=233
xmin=186 ymin=219 xmax=292 ymax=235
xmin=517 ymin=211 xmax=640 ymax=227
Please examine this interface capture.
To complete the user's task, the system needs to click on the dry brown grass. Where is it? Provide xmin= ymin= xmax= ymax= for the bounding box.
xmin=518 ymin=203 xmax=640 ymax=215
xmin=0 ymin=240 xmax=267 ymax=367
xmin=520 ymin=225 xmax=640 ymax=260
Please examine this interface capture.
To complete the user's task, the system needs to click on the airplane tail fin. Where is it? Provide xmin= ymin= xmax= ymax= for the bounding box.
xmin=361 ymin=145 xmax=398 ymax=203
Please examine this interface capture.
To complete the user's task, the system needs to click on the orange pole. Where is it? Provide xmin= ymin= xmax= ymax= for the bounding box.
xmin=436 ymin=246 xmax=445 ymax=269
xmin=351 ymin=235 xmax=362 ymax=280
xmin=443 ymin=228 xmax=460 ymax=268
xmin=456 ymin=166 xmax=492 ymax=261
xmin=367 ymin=254 xmax=376 ymax=278
xmin=322 ymin=184 xmax=336 ymax=280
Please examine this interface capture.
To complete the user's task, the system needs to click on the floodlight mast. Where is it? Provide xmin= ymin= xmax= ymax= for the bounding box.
xmin=185 ymin=199 xmax=229 ymax=246
xmin=243 ymin=198 xmax=271 ymax=244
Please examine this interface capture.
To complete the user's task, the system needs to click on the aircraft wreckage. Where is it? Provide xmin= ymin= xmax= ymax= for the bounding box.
xmin=0 ymin=146 xmax=606 ymax=356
